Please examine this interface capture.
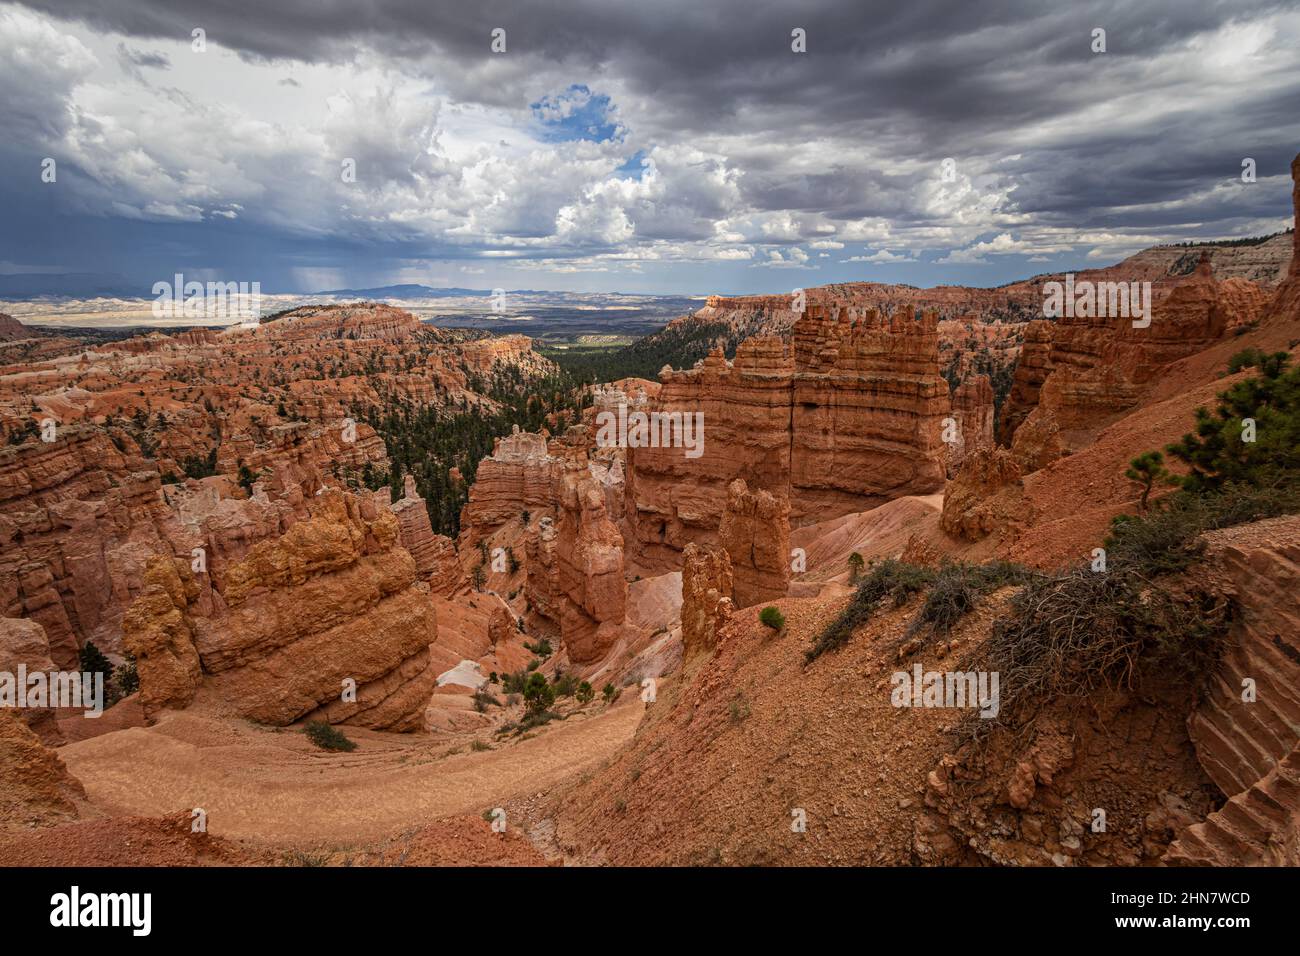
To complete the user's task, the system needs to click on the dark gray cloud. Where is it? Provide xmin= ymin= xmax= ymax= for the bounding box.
xmin=19 ymin=0 xmax=1291 ymax=131
xmin=2 ymin=0 xmax=1299 ymax=293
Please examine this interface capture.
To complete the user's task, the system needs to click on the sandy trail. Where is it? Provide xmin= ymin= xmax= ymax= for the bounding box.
xmin=60 ymin=696 xmax=644 ymax=847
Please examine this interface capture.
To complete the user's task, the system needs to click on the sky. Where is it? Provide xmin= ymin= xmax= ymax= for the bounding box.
xmin=1 ymin=0 xmax=1298 ymax=296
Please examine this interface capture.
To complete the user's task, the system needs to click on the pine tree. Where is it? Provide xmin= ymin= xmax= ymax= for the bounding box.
xmin=1125 ymin=451 xmax=1171 ymax=509
xmin=523 ymin=672 xmax=554 ymax=716
xmin=79 ymin=640 xmax=113 ymax=678
xmin=1167 ymin=357 xmax=1298 ymax=493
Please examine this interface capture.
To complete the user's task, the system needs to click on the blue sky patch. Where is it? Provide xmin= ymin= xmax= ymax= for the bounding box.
xmin=530 ymin=84 xmax=621 ymax=143
xmin=616 ymin=150 xmax=649 ymax=180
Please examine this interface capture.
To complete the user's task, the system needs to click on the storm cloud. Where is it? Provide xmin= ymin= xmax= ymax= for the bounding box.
xmin=1 ymin=0 xmax=1297 ymax=293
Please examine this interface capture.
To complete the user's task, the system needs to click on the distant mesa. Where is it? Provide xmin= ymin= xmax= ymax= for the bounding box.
xmin=314 ymin=284 xmax=503 ymax=299
xmin=0 ymin=313 xmax=28 ymax=342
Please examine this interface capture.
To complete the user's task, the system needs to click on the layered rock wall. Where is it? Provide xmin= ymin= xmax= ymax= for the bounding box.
xmin=1167 ymin=516 xmax=1300 ymax=864
xmin=718 ymin=479 xmax=790 ymax=609
xmin=1006 ymin=253 xmax=1268 ymax=456
xmin=546 ymin=470 xmax=629 ymax=666
xmin=0 ymin=708 xmax=83 ymax=832
xmin=457 ymin=427 xmax=563 ymax=547
xmin=996 ymin=319 xmax=1053 ymax=446
xmin=790 ymin=308 xmax=949 ymax=521
xmin=624 ymin=337 xmax=793 ymax=569
xmin=0 ymin=616 xmax=62 ymax=743
xmin=121 ymin=488 xmax=440 ymax=730
xmin=939 ymin=447 xmax=1025 ymax=542
xmin=121 ymin=556 xmax=202 ymax=722
xmin=0 ymin=427 xmax=186 ymax=668
xmin=946 ymin=373 xmax=994 ymax=478
xmin=1256 ymin=154 xmax=1300 ymax=325
xmin=625 ymin=308 xmax=950 ymax=570
xmin=202 ymin=490 xmax=438 ymax=729
xmin=387 ymin=474 xmax=443 ymax=578
xmin=680 ymin=543 xmax=732 ymax=659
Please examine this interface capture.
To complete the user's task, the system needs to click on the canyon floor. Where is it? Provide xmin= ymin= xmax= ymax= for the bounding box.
xmin=2 ymin=689 xmax=645 ymax=865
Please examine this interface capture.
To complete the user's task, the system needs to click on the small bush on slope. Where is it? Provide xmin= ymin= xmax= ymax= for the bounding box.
xmin=905 ymin=561 xmax=1037 ymax=641
xmin=552 ymin=672 xmax=580 ymax=697
xmin=1104 ymin=480 xmax=1300 ymax=576
xmin=806 ymin=559 xmax=1034 ymax=664
xmin=805 ymin=559 xmax=935 ymax=662
xmin=304 ymin=720 xmax=357 ymax=752
xmin=497 ymin=709 xmax=564 ymax=737
xmin=1226 ymin=347 xmax=1288 ymax=376
xmin=523 ymin=637 xmax=553 ymax=658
